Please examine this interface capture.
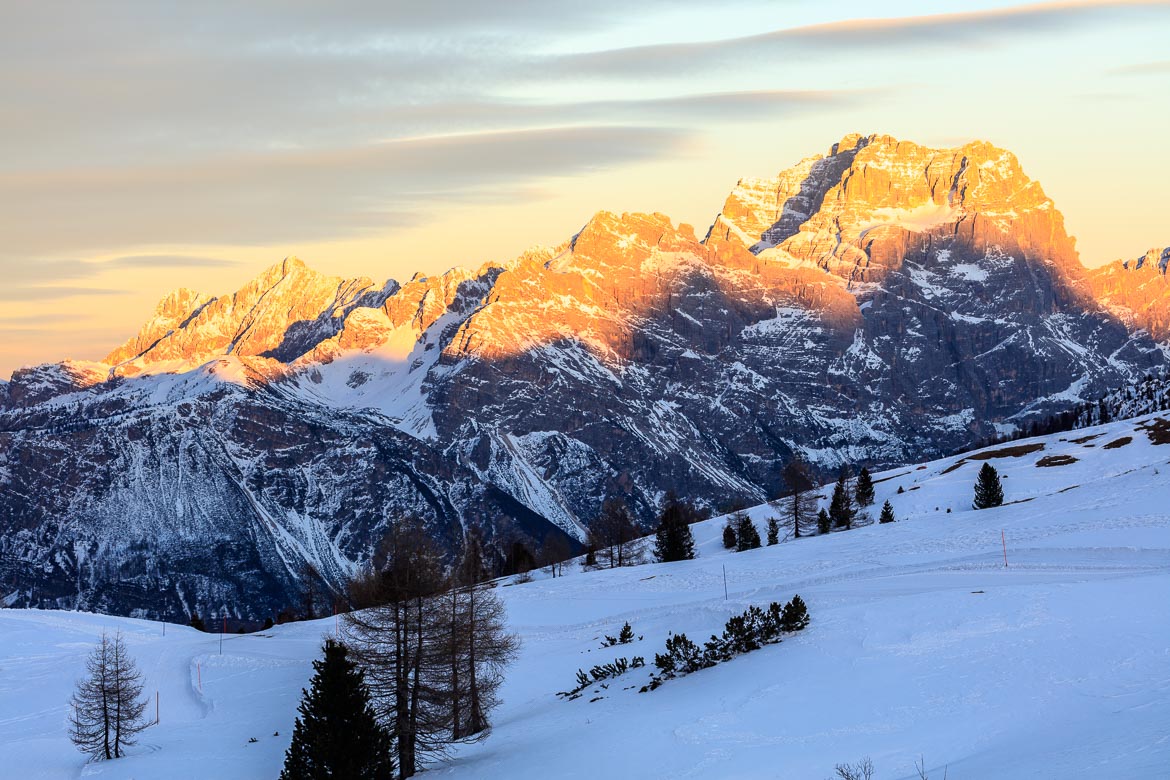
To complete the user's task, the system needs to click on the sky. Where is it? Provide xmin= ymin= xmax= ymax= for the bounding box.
xmin=1 ymin=0 xmax=1168 ymax=377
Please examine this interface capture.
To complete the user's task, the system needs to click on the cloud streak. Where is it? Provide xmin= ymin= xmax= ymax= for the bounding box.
xmin=0 ymin=126 xmax=692 ymax=262
xmin=543 ymin=1 xmax=1170 ymax=78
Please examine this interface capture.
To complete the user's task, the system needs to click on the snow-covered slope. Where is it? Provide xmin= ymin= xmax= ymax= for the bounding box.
xmin=2 ymin=412 xmax=1168 ymax=779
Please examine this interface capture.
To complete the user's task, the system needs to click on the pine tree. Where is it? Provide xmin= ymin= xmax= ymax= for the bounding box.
xmin=722 ymin=522 xmax=737 ymax=549
xmin=617 ymin=621 xmax=634 ymax=644
xmin=654 ymin=498 xmax=697 ymax=562
xmin=765 ymin=516 xmax=780 ymax=546
xmin=69 ymin=631 xmax=149 ymax=761
xmin=878 ymin=500 xmax=895 ymax=524
xmin=816 ymin=508 xmax=831 ymax=535
xmin=188 ymin=612 xmax=206 ymax=632
xmin=733 ymin=512 xmax=761 ymax=552
xmin=973 ymin=463 xmax=1004 ymax=509
xmin=281 ymin=639 xmax=395 ymax=780
xmin=854 ymin=467 xmax=875 ymax=508
xmin=829 ymin=471 xmax=856 ymax=529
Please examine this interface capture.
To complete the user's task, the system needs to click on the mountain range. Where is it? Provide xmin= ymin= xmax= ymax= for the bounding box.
xmin=1 ymin=133 xmax=1166 ymax=621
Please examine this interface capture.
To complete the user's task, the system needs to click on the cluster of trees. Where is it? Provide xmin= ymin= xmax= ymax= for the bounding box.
xmin=641 ymin=596 xmax=809 ymax=691
xmin=341 ymin=521 xmax=519 ymax=778
xmin=585 ymin=498 xmax=642 ymax=569
xmin=723 ymin=512 xmax=762 ymax=551
xmin=827 ymin=466 xmax=875 ymax=530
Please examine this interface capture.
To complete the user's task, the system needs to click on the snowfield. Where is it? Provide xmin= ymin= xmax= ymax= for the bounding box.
xmin=2 ymin=413 xmax=1168 ymax=779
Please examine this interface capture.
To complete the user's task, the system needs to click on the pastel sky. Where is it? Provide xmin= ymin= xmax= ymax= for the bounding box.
xmin=1 ymin=1 xmax=1168 ymax=378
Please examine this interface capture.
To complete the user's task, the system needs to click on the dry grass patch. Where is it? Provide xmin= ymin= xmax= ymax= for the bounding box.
xmin=1036 ymin=455 xmax=1078 ymax=467
xmin=1137 ymin=418 xmax=1170 ymax=445
xmin=1102 ymin=436 xmax=1133 ymax=450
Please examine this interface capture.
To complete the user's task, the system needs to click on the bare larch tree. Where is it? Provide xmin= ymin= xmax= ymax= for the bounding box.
xmin=68 ymin=631 xmax=149 ymax=761
xmin=345 ymin=518 xmax=518 ymax=778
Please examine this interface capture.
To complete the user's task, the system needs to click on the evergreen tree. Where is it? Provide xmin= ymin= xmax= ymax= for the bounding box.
xmin=654 ymin=497 xmax=697 ymax=562
xmin=188 ymin=612 xmax=206 ymax=632
xmin=816 ymin=508 xmax=832 ymax=535
xmin=765 ymin=516 xmax=780 ymax=546
xmin=829 ymin=471 xmax=856 ymax=529
xmin=281 ymin=639 xmax=395 ymax=780
xmin=973 ymin=463 xmax=1005 ymax=509
xmin=68 ymin=631 xmax=149 ymax=761
xmin=878 ymin=500 xmax=896 ymax=524
xmin=722 ymin=522 xmax=737 ymax=549
xmin=617 ymin=621 xmax=635 ymax=644
xmin=854 ymin=467 xmax=875 ymax=508
xmin=733 ymin=512 xmax=761 ymax=551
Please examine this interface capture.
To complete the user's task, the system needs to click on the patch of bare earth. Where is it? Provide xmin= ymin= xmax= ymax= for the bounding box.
xmin=940 ymin=442 xmax=1046 ymax=475
xmin=1036 ymin=455 xmax=1078 ymax=467
xmin=1136 ymin=418 xmax=1170 ymax=445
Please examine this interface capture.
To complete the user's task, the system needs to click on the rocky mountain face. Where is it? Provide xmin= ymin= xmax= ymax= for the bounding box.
xmin=1088 ymin=246 xmax=1170 ymax=341
xmin=1 ymin=133 xmax=1166 ymax=621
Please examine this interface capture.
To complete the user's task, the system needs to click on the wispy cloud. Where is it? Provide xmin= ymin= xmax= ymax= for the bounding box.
xmin=544 ymin=1 xmax=1170 ymax=78
xmin=0 ymin=126 xmax=692 ymax=262
xmin=104 ymin=254 xmax=241 ymax=269
xmin=1108 ymin=59 xmax=1170 ymax=75
xmin=0 ymin=286 xmax=127 ymax=302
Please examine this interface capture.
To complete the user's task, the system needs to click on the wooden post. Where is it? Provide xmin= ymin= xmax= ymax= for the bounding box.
xmin=155 ymin=690 xmax=159 ymax=725
xmin=1002 ymin=530 xmax=1009 ymax=568
xmin=197 ymin=662 xmax=201 ymax=692
xmin=723 ymin=565 xmax=728 ymax=600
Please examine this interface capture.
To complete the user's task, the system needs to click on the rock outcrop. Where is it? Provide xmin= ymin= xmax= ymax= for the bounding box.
xmin=1088 ymin=247 xmax=1170 ymax=340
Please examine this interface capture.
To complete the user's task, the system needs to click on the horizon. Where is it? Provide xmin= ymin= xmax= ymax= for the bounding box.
xmin=2 ymin=1 xmax=1169 ymax=377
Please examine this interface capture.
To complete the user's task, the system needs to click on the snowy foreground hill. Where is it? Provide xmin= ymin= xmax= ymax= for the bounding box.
xmin=2 ymin=413 xmax=1168 ymax=779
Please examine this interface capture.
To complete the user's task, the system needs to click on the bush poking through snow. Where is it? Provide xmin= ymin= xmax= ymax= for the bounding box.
xmin=780 ymin=595 xmax=810 ymax=632
xmin=642 ymin=596 xmax=809 ymax=691
xmin=560 ymin=656 xmax=646 ymax=699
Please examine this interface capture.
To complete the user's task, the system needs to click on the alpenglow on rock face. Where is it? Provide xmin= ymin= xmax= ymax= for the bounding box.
xmin=1 ymin=133 xmax=1166 ymax=621
xmin=1088 ymin=247 xmax=1170 ymax=341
